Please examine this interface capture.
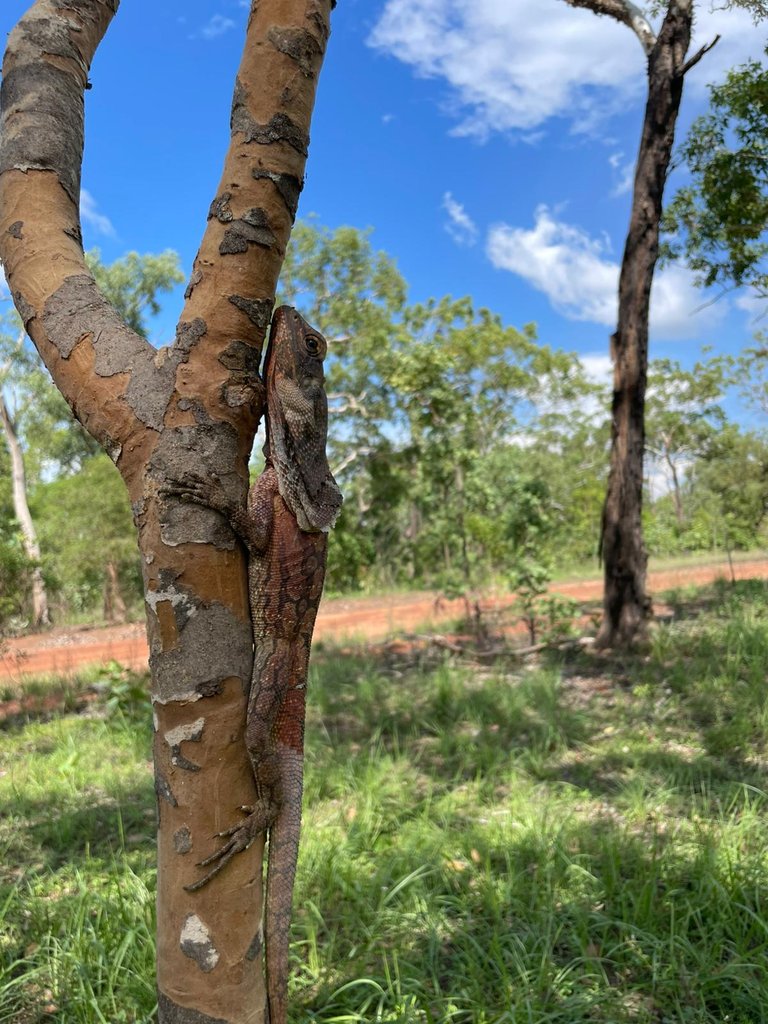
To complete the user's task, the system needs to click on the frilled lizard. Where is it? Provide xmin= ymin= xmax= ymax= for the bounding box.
xmin=163 ymin=305 xmax=342 ymax=1022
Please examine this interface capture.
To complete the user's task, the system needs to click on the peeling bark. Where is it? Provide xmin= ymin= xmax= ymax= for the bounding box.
xmin=0 ymin=0 xmax=334 ymax=1020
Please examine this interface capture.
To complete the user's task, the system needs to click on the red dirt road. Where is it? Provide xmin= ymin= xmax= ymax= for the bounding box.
xmin=2 ymin=557 xmax=766 ymax=683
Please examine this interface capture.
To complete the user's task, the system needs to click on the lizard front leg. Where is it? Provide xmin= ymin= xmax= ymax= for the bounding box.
xmin=160 ymin=469 xmax=276 ymax=555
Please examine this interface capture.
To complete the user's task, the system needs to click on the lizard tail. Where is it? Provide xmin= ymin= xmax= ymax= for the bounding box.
xmin=265 ymin=745 xmax=304 ymax=1024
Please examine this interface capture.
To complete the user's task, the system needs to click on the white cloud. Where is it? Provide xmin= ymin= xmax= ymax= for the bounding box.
xmin=79 ymin=189 xmax=115 ymax=237
xmin=579 ymin=352 xmax=613 ymax=388
xmin=368 ymin=0 xmax=762 ymax=140
xmin=608 ymin=151 xmax=634 ymax=197
xmin=442 ymin=191 xmax=478 ymax=245
xmin=200 ymin=14 xmax=235 ymax=39
xmin=487 ymin=205 xmax=725 ymax=340
xmin=487 ymin=206 xmax=617 ymax=324
xmin=736 ymin=288 xmax=768 ymax=324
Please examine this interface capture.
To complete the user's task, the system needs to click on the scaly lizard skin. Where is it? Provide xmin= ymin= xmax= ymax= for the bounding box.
xmin=164 ymin=305 xmax=342 ymax=1023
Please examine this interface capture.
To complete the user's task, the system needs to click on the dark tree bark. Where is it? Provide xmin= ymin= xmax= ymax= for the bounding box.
xmin=564 ymin=0 xmax=715 ymax=646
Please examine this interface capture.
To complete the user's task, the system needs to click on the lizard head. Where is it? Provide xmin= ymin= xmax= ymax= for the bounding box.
xmin=263 ymin=306 xmax=343 ymax=532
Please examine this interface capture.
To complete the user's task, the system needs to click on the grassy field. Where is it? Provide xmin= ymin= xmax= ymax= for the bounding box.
xmin=2 ymin=579 xmax=768 ymax=1023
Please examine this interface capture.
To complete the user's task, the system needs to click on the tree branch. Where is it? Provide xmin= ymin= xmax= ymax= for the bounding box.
xmin=560 ymin=0 xmax=657 ymax=55
xmin=0 ymin=0 xmax=154 ymax=459
xmin=680 ymin=34 xmax=720 ymax=77
xmin=332 ymin=446 xmax=374 ymax=477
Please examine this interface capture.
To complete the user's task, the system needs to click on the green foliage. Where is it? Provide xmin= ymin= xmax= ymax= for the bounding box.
xmin=4 ymin=222 xmax=768 ymax=617
xmin=4 ymin=582 xmax=768 ymax=1021
xmin=34 ymin=455 xmax=141 ymax=618
xmin=663 ymin=48 xmax=768 ymax=300
xmin=281 ymin=223 xmax=600 ymax=593
xmin=693 ymin=427 xmax=768 ymax=547
xmin=92 ymin=661 xmax=152 ymax=721
xmin=86 ymin=248 xmax=184 ymax=339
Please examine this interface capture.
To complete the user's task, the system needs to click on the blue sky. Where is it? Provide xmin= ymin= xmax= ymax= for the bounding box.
xmin=0 ymin=0 xmax=765 ymax=392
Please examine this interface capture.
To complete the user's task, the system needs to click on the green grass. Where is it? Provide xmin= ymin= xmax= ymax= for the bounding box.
xmin=3 ymin=580 xmax=768 ymax=1022
xmin=549 ymin=545 xmax=767 ymax=584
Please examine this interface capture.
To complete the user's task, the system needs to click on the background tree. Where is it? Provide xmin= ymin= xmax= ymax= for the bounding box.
xmin=0 ymin=323 xmax=49 ymax=627
xmin=645 ymin=354 xmax=727 ymax=528
xmin=280 ymin=223 xmax=594 ymax=595
xmin=561 ymin=0 xmax=722 ymax=647
xmin=663 ymin=48 xmax=768 ymax=304
xmin=0 ymin=250 xmax=182 ymax=629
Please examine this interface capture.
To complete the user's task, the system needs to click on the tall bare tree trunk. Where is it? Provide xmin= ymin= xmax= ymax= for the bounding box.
xmin=665 ymin=450 xmax=685 ymax=527
xmin=559 ymin=0 xmax=716 ymax=647
xmin=0 ymin=391 xmax=50 ymax=627
xmin=103 ymin=559 xmax=127 ymax=623
xmin=0 ymin=2 xmax=332 ymax=1021
xmin=598 ymin=8 xmax=697 ymax=645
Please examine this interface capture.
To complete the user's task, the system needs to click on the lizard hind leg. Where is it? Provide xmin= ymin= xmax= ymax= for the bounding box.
xmin=183 ymin=799 xmax=278 ymax=892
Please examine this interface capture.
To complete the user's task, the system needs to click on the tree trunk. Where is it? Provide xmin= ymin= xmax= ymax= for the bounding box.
xmin=666 ymin=450 xmax=685 ymax=527
xmin=0 ymin=391 xmax=50 ymax=627
xmin=0 ymin=2 xmax=332 ymax=1021
xmin=598 ymin=4 xmax=695 ymax=647
xmin=103 ymin=559 xmax=127 ymax=624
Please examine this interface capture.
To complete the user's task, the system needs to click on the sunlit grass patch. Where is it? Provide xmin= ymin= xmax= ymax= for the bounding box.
xmin=2 ymin=580 xmax=768 ymax=1021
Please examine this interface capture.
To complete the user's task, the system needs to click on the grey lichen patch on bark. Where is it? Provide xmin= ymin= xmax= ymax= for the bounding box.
xmin=153 ymin=422 xmax=244 ymax=550
xmin=145 ymin=568 xmax=197 ymax=633
xmin=0 ymin=25 xmax=86 ymax=206
xmin=218 ymin=340 xmax=264 ymax=410
xmin=245 ymin=927 xmax=263 ymax=961
xmin=228 ymin=295 xmax=273 ymax=332
xmin=267 ymin=26 xmax=323 ymax=77
xmin=180 ymin=914 xmax=220 ymax=973
xmin=195 ymin=678 xmax=225 ymax=699
xmin=218 ymin=338 xmax=262 ymax=377
xmin=131 ymin=497 xmax=147 ymax=528
xmin=157 ymin=993 xmax=228 ymax=1024
xmin=251 ymin=169 xmax=303 ymax=222
xmin=173 ymin=825 xmax=193 ymax=854
xmin=208 ymin=192 xmax=234 ymax=223
xmin=165 ymin=717 xmax=205 ymax=773
xmin=150 ymin=602 xmax=253 ymax=705
xmin=155 ymin=768 xmax=179 ymax=808
xmin=231 ymin=79 xmax=309 ymax=155
xmin=42 ymin=276 xmax=193 ymax=432
xmin=219 ymin=209 xmax=277 ymax=255
xmin=123 ymin=318 xmax=206 ymax=431
xmin=63 ymin=223 xmax=83 ymax=247
xmin=175 ymin=318 xmax=208 ymax=354
xmin=184 ymin=269 xmax=203 ymax=301
xmin=44 ymin=279 xmax=205 ymax=431
xmin=13 ymin=291 xmax=36 ymax=330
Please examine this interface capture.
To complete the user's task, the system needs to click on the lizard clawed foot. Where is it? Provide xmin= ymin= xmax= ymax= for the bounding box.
xmin=159 ymin=473 xmax=219 ymax=507
xmin=184 ymin=802 xmax=276 ymax=893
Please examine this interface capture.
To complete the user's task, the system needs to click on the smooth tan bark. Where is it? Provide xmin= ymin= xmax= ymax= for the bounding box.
xmin=0 ymin=1 xmax=333 ymax=1020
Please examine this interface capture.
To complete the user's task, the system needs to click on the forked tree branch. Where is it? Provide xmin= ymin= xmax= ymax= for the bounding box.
xmin=560 ymin=0 xmax=657 ymax=54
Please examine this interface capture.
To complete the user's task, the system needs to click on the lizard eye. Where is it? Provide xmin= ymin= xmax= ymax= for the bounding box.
xmin=305 ymin=335 xmax=321 ymax=355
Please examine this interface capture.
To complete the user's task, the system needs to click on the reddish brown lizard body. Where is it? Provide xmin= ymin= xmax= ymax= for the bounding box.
xmin=164 ymin=306 xmax=342 ymax=1023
